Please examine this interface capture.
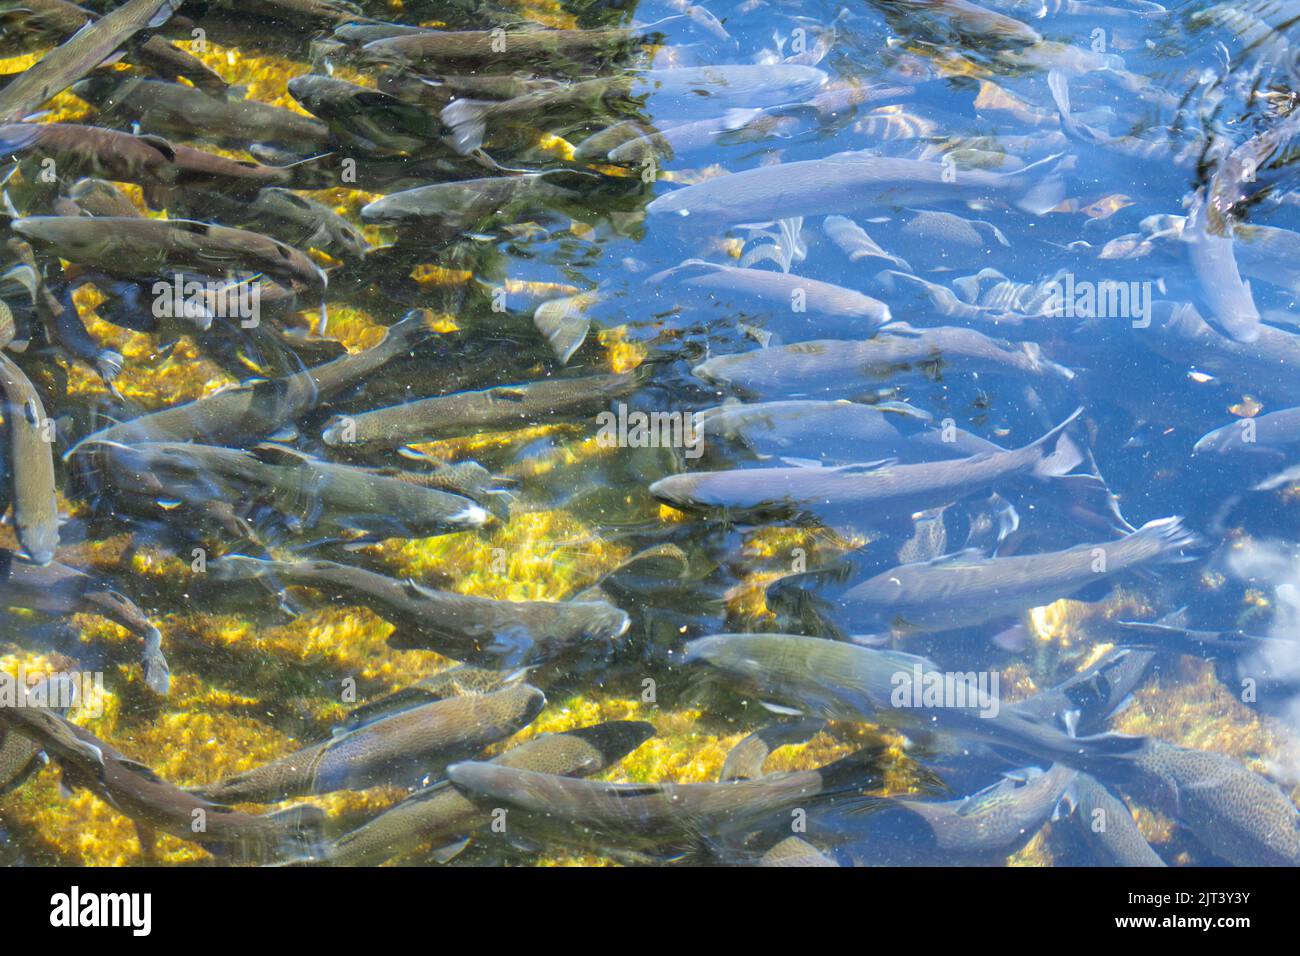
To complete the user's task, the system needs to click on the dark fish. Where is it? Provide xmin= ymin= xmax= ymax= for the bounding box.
xmin=69 ymin=310 xmax=432 ymax=450
xmin=0 ymin=703 xmax=324 ymax=862
xmin=684 ymin=633 xmax=1145 ymax=767
xmin=208 ymin=555 xmax=630 ymax=665
xmin=445 ymin=747 xmax=886 ymax=856
xmin=0 ymin=675 xmax=75 ymax=794
xmin=73 ymin=74 xmax=330 ymax=149
xmin=170 ymin=187 xmax=371 ymax=261
xmin=84 ymin=439 xmax=492 ymax=543
xmin=0 ymin=0 xmax=183 ymax=124
xmin=0 ymin=349 xmax=58 ymax=564
xmin=193 ymin=684 xmax=545 ymax=803
xmin=1008 ymin=648 xmax=1155 ymax=737
xmin=358 ymin=172 xmax=585 ymax=236
xmin=324 ymin=720 xmax=654 ymax=866
xmin=321 ymin=372 xmax=640 ymax=448
xmin=12 ymin=218 xmax=326 ymax=323
xmin=358 ymin=25 xmax=666 ymax=73
xmin=286 ymin=74 xmax=443 ymax=155
xmin=0 ymin=549 xmax=169 ymax=695
xmin=817 ymin=764 xmax=1076 ymax=866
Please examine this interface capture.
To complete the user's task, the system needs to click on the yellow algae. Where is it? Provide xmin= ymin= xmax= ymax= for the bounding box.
xmin=1008 ymin=827 xmax=1054 ymax=866
xmin=407 ymin=423 xmax=579 ymax=466
xmin=369 ymin=509 xmax=631 ymax=603
xmin=597 ymin=325 xmax=645 ymax=372
xmin=320 ymin=305 xmax=386 ymax=352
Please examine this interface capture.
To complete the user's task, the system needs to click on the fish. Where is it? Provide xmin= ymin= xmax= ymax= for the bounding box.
xmin=757 ymin=835 xmax=840 ymax=866
xmin=647 ymin=259 xmax=891 ymax=334
xmin=79 ymin=440 xmax=492 ymax=544
xmin=816 ymin=516 xmax=1199 ymax=634
xmin=321 ymin=372 xmax=640 ymax=448
xmin=0 ymin=348 xmax=58 ymax=564
xmin=650 ymin=408 xmax=1097 ymax=532
xmin=720 ymin=719 xmax=827 ymax=782
xmin=357 ymin=25 xmax=670 ymax=73
xmin=12 ymin=216 xmax=325 ymax=303
xmin=208 ymin=555 xmax=630 ymax=665
xmin=0 ymin=0 xmax=184 ymax=124
xmin=358 ymin=172 xmax=587 ymax=236
xmin=170 ymin=187 xmax=371 ymax=261
xmin=322 ymin=720 xmax=654 ymax=866
xmin=816 ymin=764 xmax=1077 ymax=866
xmin=692 ymin=326 xmax=1074 ymax=400
xmin=193 ymin=684 xmax=546 ymax=803
xmin=1008 ymin=648 xmax=1155 ymax=737
xmin=1193 ymin=407 xmax=1300 ymax=456
xmin=1182 ymin=190 xmax=1261 ymax=343
xmin=286 ymin=74 xmax=443 ymax=155
xmin=73 ymin=74 xmax=330 ymax=149
xmin=684 ymin=633 xmax=1146 ymax=767
xmin=693 ymin=400 xmax=1002 ymax=466
xmin=440 ymin=65 xmax=828 ymax=155
xmin=445 ymin=746 xmax=889 ymax=856
xmin=1068 ymin=772 xmax=1166 ymax=866
xmin=0 ymin=549 xmax=169 ymax=695
xmin=646 ymin=150 xmax=1069 ymax=226
xmin=68 ymin=310 xmax=433 ymax=451
xmin=0 ymin=675 xmax=76 ymax=794
xmin=1140 ymin=301 xmax=1300 ymax=404
xmin=1101 ymin=740 xmax=1300 ymax=866
xmin=0 ymin=703 xmax=325 ymax=862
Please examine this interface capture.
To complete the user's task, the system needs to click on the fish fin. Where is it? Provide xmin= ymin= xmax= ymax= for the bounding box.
xmin=759 ymin=700 xmax=805 ymax=717
xmin=134 ymin=822 xmax=158 ymax=859
xmin=440 ymin=99 xmax=493 ymax=155
xmin=1030 ymin=407 xmax=1086 ymax=478
xmin=136 ymin=134 xmax=177 ymax=163
xmin=1009 ymin=151 xmax=1069 ymax=216
xmin=430 ymin=836 xmax=472 ymax=864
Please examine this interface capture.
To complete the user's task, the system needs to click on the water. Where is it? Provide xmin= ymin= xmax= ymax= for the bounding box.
xmin=0 ymin=0 xmax=1298 ymax=867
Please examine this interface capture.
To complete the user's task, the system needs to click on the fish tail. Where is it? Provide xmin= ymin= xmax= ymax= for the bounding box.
xmin=378 ymin=308 xmax=439 ymax=355
xmin=1127 ymin=515 xmax=1203 ymax=564
xmin=1022 ymin=341 xmax=1075 ymax=382
xmin=241 ymin=805 xmax=328 ymax=864
xmin=1008 ymin=151 xmax=1068 ymax=216
xmin=1029 ymin=407 xmax=1085 ymax=478
xmin=440 ymin=99 xmax=494 ymax=155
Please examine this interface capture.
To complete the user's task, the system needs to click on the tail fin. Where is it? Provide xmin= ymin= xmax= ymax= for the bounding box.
xmin=1029 ymin=407 xmax=1085 ymax=478
xmin=1022 ymin=342 xmax=1075 ymax=381
xmin=242 ymin=804 xmax=328 ymax=864
xmin=440 ymin=99 xmax=493 ymax=155
xmin=1009 ymin=151 xmax=1068 ymax=216
xmin=1127 ymin=515 xmax=1202 ymax=564
xmin=375 ymin=308 xmax=438 ymax=357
